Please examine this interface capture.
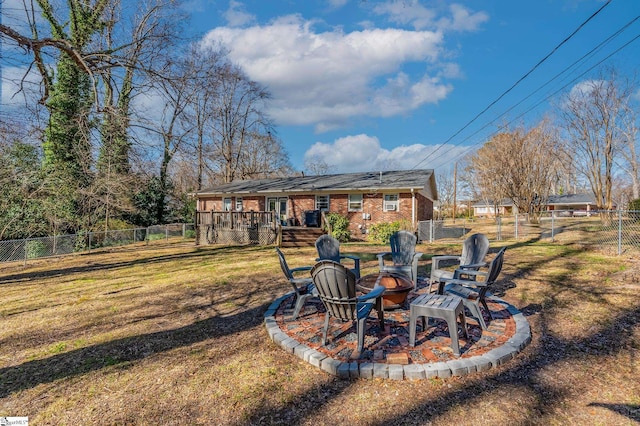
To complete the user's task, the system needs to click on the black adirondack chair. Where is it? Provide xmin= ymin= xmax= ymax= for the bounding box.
xmin=276 ymin=247 xmax=316 ymax=320
xmin=377 ymin=230 xmax=423 ymax=289
xmin=311 ymin=260 xmax=385 ymax=356
xmin=440 ymin=247 xmax=506 ymax=330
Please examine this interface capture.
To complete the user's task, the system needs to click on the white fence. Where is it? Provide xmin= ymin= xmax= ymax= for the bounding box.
xmin=418 ymin=210 xmax=640 ymax=255
xmin=0 ymin=223 xmax=196 ymax=264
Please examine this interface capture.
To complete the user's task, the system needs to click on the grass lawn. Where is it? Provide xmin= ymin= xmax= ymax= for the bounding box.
xmin=0 ymin=238 xmax=639 ymax=425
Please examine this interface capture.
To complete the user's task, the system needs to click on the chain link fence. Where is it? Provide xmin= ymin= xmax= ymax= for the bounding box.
xmin=0 ymin=223 xmax=196 ymax=264
xmin=418 ymin=210 xmax=640 ymax=255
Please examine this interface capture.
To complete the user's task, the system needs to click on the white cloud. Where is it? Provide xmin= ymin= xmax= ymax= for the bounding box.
xmin=180 ymin=0 xmax=207 ymax=13
xmin=224 ymin=0 xmax=256 ymax=27
xmin=1 ymin=66 xmax=41 ymax=107
xmin=202 ymin=14 xmax=454 ymax=131
xmin=304 ymin=133 xmax=471 ymax=173
xmin=569 ymin=79 xmax=604 ymax=97
xmin=327 ymin=0 xmax=349 ymax=9
xmin=438 ymin=4 xmax=489 ymax=32
xmin=372 ymin=1 xmax=487 ymax=32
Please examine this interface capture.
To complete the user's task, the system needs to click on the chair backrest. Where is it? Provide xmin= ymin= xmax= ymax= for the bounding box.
xmin=389 ymin=231 xmax=417 ymax=265
xmin=460 ymin=233 xmax=490 ymax=266
xmin=315 ymin=234 xmax=342 ymax=263
xmin=311 ymin=260 xmax=358 ymax=321
xmin=486 ymin=247 xmax=506 ymax=285
xmin=275 ymin=247 xmax=293 ymax=280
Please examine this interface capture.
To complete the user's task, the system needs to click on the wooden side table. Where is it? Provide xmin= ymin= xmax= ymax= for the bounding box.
xmin=409 ymin=293 xmax=468 ymax=356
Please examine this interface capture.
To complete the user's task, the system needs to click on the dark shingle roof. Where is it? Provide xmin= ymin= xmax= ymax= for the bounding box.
xmin=547 ymin=194 xmax=596 ymax=205
xmin=196 ymin=169 xmax=437 ymax=199
xmin=472 ymin=193 xmax=596 ymax=207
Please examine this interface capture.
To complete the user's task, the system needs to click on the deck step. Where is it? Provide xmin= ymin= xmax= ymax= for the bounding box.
xmin=280 ymin=227 xmax=324 ymax=247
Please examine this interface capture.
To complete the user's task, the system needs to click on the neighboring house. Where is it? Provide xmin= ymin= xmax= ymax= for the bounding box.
xmin=195 ymin=169 xmax=438 ymax=240
xmin=472 ymin=194 xmax=600 ymax=217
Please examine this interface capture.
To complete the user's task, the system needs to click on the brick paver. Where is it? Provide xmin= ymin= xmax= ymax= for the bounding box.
xmin=265 ymin=279 xmax=531 ymax=380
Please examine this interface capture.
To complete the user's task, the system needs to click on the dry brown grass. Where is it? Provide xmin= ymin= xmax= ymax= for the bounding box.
xmin=1 ymin=237 xmax=639 ymax=425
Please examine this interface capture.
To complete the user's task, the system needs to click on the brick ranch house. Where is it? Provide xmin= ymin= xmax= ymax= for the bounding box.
xmin=194 ymin=169 xmax=438 ymax=243
xmin=472 ymin=193 xmax=602 ymax=218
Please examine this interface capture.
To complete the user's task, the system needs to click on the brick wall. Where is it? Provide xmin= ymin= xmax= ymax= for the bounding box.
xmin=198 ymin=191 xmax=434 ymax=240
xmin=288 ymin=195 xmax=315 ymax=226
xmin=197 ymin=196 xmax=263 ymax=212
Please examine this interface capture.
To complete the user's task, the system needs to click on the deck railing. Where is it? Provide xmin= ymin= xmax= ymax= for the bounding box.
xmin=195 ymin=211 xmax=278 ymax=245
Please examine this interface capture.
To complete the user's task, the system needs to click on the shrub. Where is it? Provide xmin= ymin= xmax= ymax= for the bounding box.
xmin=74 ymin=230 xmax=88 ymax=252
xmin=184 ymin=229 xmax=196 ymax=239
xmin=367 ymin=222 xmax=400 ymax=244
xmin=148 ymin=233 xmax=166 ymax=241
xmin=367 ymin=220 xmax=414 ymax=244
xmin=26 ymin=240 xmax=47 ymax=259
xmin=324 ymin=212 xmax=351 ymax=242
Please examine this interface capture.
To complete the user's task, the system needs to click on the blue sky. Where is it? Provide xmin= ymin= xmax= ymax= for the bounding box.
xmin=184 ymin=0 xmax=640 ymax=175
xmin=1 ymin=0 xmax=638 ymax=177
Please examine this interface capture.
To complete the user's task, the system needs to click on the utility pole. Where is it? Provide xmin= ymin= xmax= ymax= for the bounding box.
xmin=0 ymin=4 xmax=3 ymax=106
xmin=453 ymin=162 xmax=457 ymax=223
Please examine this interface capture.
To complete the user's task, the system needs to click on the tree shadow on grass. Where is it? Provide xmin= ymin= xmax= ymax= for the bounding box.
xmin=372 ymin=244 xmax=640 ymax=424
xmin=587 ymin=403 xmax=640 ymax=422
xmin=239 ymin=241 xmax=640 ymax=425
xmin=0 ymin=245 xmax=272 ymax=285
xmin=0 ymin=301 xmax=269 ymax=398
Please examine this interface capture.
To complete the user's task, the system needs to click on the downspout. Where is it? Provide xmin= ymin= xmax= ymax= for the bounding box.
xmin=411 ymin=188 xmax=416 ymax=229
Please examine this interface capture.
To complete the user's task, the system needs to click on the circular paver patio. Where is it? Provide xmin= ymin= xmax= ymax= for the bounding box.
xmin=264 ymin=280 xmax=531 ymax=380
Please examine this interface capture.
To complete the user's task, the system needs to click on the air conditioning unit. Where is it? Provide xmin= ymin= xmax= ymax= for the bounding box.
xmin=385 ymin=204 xmax=397 ymax=211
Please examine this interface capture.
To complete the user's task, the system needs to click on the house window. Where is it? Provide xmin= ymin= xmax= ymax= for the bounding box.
xmin=235 ymin=198 xmax=243 ymax=211
xmin=315 ymin=195 xmax=330 ymax=211
xmin=384 ymin=194 xmax=399 ymax=212
xmin=223 ymin=198 xmax=232 ymax=211
xmin=348 ymin=194 xmax=363 ymax=211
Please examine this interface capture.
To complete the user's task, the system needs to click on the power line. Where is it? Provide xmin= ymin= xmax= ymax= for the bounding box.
xmin=409 ymin=0 xmax=613 ymax=171
xmin=442 ymin=30 xmax=640 ymax=168
xmin=426 ymin=13 xmax=640 ymax=168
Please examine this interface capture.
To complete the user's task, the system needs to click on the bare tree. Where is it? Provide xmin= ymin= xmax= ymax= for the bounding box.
xmin=617 ymin=96 xmax=639 ymax=201
xmin=304 ymin=155 xmax=331 ymax=176
xmin=436 ymin=170 xmax=455 ymax=220
xmin=207 ymin=64 xmax=274 ymax=183
xmin=468 ymin=120 xmax=562 ymax=221
xmin=182 ymin=44 xmax=228 ymax=190
xmin=237 ymin=131 xmax=293 ymax=179
xmin=141 ymin=56 xmax=199 ymax=224
xmin=557 ymin=68 xmax=636 ymax=210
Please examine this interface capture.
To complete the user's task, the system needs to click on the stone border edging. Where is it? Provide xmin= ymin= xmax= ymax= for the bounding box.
xmin=264 ymin=293 xmax=531 ymax=380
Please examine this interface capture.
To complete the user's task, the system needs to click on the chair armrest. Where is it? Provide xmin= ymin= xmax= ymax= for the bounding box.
xmin=459 ymin=262 xmax=488 ymax=269
xmin=341 ymin=254 xmax=360 ymax=270
xmin=431 ymin=255 xmax=461 ymax=270
xmin=442 ymin=277 xmax=489 ymax=288
xmin=290 ymin=266 xmax=313 ymax=275
xmin=341 ymin=254 xmax=360 ymax=261
xmin=377 ymin=252 xmax=392 ymax=268
xmin=357 ymin=284 xmax=385 ymax=302
xmin=451 ymin=268 xmax=489 ymax=282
